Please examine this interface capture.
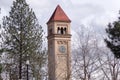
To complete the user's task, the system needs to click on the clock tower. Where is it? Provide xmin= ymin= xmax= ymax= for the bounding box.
xmin=47 ymin=5 xmax=71 ymax=80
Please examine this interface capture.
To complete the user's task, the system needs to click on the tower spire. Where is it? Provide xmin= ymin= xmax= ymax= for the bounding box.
xmin=47 ymin=5 xmax=71 ymax=24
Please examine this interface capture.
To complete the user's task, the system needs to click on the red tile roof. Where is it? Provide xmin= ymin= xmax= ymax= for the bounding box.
xmin=47 ymin=5 xmax=71 ymax=24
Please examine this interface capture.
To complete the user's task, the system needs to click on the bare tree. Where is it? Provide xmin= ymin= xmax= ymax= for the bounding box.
xmin=98 ymin=47 xmax=120 ymax=80
xmin=72 ymin=27 xmax=101 ymax=80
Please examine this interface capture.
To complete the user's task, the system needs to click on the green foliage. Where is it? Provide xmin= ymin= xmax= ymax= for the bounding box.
xmin=105 ymin=12 xmax=120 ymax=58
xmin=0 ymin=0 xmax=46 ymax=79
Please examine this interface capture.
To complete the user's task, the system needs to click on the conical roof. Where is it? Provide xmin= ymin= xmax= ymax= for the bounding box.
xmin=47 ymin=5 xmax=71 ymax=24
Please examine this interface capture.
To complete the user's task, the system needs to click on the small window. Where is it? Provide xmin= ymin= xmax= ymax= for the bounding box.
xmin=64 ymin=28 xmax=66 ymax=34
xmin=61 ymin=27 xmax=64 ymax=34
xmin=49 ymin=29 xmax=52 ymax=35
xmin=57 ymin=27 xmax=61 ymax=34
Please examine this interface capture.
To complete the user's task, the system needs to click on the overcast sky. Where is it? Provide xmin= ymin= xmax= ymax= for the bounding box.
xmin=0 ymin=0 xmax=120 ymax=35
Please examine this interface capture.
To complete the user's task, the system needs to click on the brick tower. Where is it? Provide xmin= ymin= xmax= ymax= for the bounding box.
xmin=47 ymin=5 xmax=71 ymax=80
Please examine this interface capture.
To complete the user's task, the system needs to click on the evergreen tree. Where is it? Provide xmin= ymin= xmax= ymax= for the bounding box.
xmin=0 ymin=0 xmax=46 ymax=79
xmin=105 ymin=12 xmax=120 ymax=58
xmin=0 ymin=8 xmax=3 ymax=80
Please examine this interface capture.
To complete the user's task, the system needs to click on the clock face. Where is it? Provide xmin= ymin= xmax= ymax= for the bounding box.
xmin=59 ymin=46 xmax=66 ymax=53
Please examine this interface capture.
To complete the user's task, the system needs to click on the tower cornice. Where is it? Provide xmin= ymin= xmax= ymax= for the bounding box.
xmin=47 ymin=34 xmax=72 ymax=40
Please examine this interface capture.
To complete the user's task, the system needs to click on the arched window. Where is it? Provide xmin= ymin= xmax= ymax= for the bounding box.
xmin=57 ymin=27 xmax=61 ymax=34
xmin=64 ymin=28 xmax=66 ymax=34
xmin=49 ymin=29 xmax=52 ymax=35
xmin=61 ymin=27 xmax=64 ymax=34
